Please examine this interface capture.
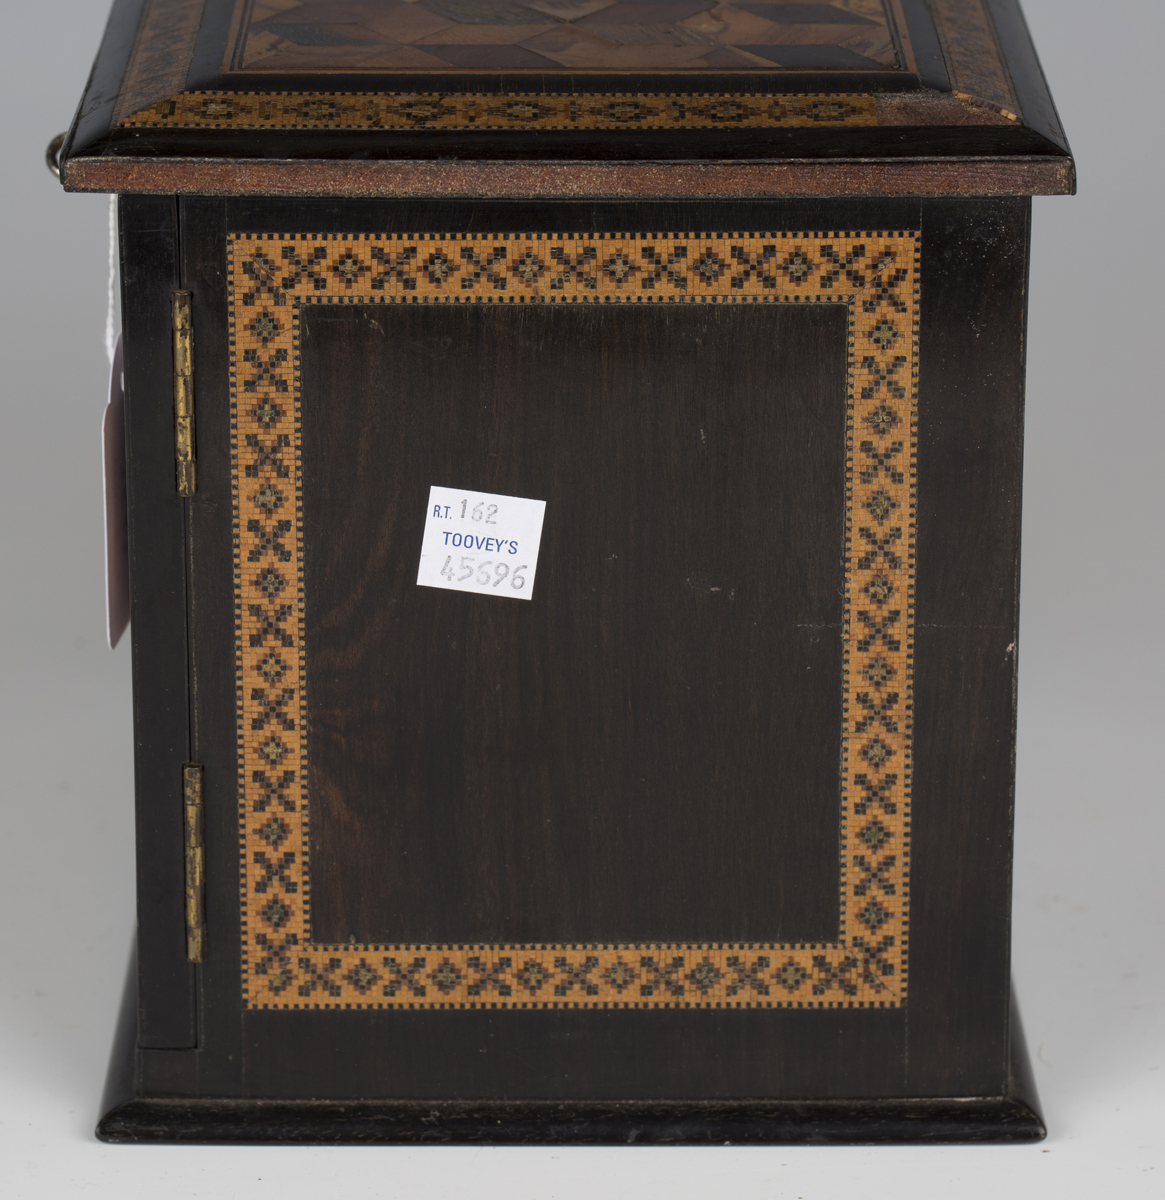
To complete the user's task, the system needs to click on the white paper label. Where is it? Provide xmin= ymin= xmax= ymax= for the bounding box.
xmin=416 ymin=486 xmax=546 ymax=601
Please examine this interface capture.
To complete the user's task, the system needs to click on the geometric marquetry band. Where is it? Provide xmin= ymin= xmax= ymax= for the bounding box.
xmin=229 ymin=230 xmax=918 ymax=1010
xmin=124 ymin=91 xmax=876 ymax=132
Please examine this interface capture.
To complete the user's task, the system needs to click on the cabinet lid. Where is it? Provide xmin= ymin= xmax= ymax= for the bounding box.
xmin=59 ymin=0 xmax=1073 ymax=198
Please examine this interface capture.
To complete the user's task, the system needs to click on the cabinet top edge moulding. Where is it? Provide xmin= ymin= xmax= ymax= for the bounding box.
xmin=58 ymin=0 xmax=1073 ymax=199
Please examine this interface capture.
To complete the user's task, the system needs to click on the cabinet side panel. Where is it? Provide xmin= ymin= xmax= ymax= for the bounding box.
xmin=168 ymin=196 xmax=1024 ymax=1105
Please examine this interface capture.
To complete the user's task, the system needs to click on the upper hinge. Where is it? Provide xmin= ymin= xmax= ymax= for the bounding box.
xmin=172 ymin=290 xmax=195 ymax=496
xmin=183 ymin=763 xmax=205 ymax=962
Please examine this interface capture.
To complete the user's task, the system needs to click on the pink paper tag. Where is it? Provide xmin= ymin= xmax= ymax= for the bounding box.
xmin=103 ymin=335 xmax=129 ymax=649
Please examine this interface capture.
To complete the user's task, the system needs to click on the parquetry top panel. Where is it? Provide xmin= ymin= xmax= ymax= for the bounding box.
xmin=231 ymin=0 xmax=901 ymax=73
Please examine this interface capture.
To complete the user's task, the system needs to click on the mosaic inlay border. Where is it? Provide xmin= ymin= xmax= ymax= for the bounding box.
xmin=230 ymin=230 xmax=919 ymax=1010
xmin=123 ymin=90 xmax=877 ymax=131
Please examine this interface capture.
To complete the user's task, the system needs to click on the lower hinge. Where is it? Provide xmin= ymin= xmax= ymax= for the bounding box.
xmin=183 ymin=763 xmax=205 ymax=962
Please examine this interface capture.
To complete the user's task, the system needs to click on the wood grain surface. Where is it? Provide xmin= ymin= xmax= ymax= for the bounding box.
xmin=301 ymin=300 xmax=847 ymax=947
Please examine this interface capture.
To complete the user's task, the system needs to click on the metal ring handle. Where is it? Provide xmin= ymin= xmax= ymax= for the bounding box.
xmin=46 ymin=132 xmax=66 ymax=178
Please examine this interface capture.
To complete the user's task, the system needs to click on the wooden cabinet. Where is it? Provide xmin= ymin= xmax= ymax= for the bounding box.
xmin=58 ymin=0 xmax=1071 ymax=1143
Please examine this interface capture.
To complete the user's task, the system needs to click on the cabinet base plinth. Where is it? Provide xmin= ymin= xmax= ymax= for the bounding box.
xmin=97 ymin=954 xmax=1044 ymax=1145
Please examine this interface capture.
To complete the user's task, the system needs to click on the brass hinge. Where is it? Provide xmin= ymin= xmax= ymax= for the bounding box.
xmin=183 ymin=763 xmax=205 ymax=962
xmin=172 ymin=290 xmax=196 ymax=496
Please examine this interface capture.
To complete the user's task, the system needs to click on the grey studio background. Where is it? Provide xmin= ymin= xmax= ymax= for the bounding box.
xmin=1 ymin=1 xmax=1160 ymax=1195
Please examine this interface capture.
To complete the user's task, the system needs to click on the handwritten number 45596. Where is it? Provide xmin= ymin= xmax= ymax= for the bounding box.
xmin=461 ymin=500 xmax=497 ymax=524
xmin=441 ymin=557 xmax=527 ymax=590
